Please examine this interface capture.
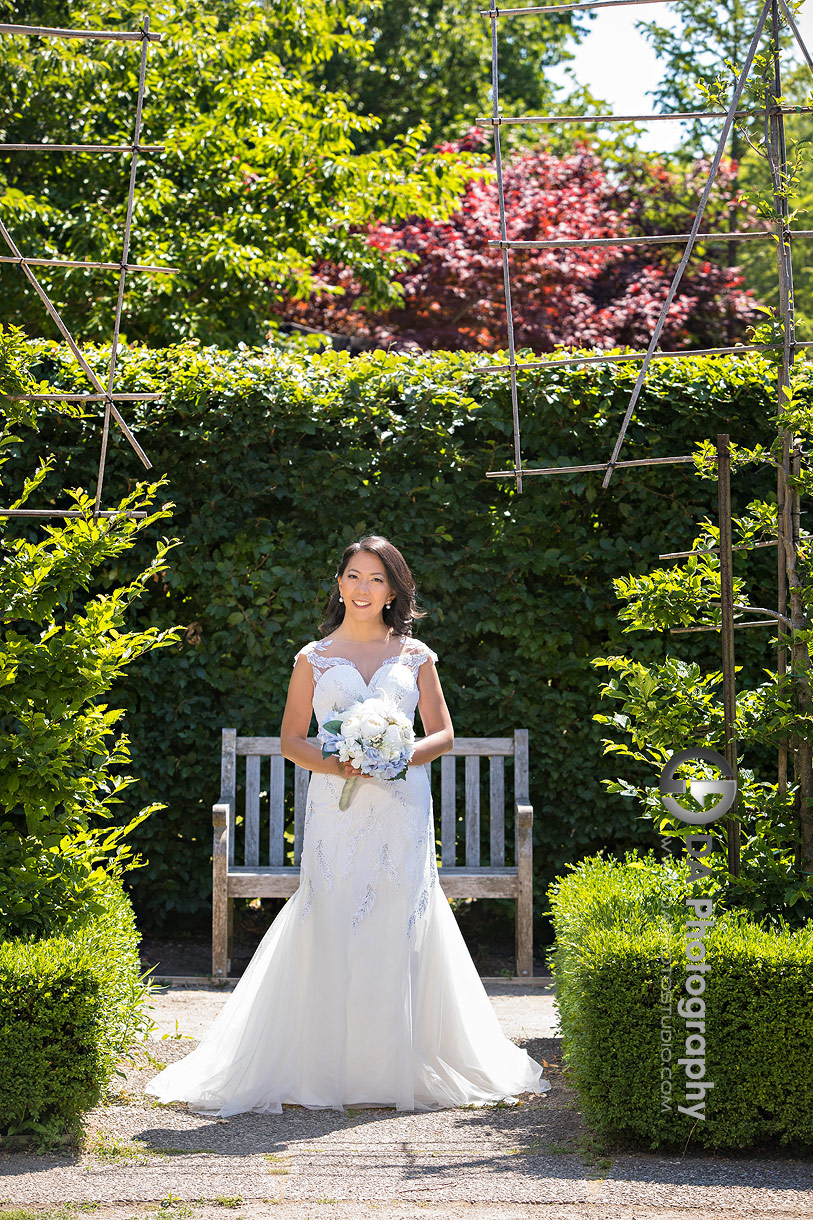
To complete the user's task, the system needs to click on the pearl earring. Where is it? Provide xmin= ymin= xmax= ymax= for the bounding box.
xmin=338 ymin=594 xmax=343 ymax=603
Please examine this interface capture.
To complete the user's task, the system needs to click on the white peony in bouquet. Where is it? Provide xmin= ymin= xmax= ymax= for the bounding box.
xmin=318 ymin=695 xmax=416 ymax=810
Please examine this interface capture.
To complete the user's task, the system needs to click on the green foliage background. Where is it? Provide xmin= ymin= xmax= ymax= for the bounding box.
xmin=0 ymin=0 xmax=477 ymax=347
xmin=4 ymin=337 xmax=795 ymax=936
xmin=314 ymin=0 xmax=587 ymax=150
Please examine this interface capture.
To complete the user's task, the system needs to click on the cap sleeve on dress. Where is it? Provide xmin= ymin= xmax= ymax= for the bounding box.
xmin=293 ymin=641 xmax=316 ymax=669
xmin=404 ymin=638 xmax=438 ymax=670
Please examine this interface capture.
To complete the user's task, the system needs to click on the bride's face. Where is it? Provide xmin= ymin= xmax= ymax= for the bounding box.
xmin=338 ymin=552 xmax=394 ymax=623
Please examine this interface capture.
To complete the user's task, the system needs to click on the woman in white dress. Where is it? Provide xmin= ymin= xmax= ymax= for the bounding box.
xmin=146 ymin=535 xmax=550 ymax=1115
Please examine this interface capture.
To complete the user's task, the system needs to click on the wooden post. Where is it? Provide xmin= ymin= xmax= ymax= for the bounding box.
xmin=767 ymin=4 xmax=813 ymax=873
xmin=717 ymin=435 xmax=740 ymax=875
xmin=514 ymin=728 xmax=533 ymax=977
xmin=212 ymin=728 xmax=236 ymax=977
xmin=769 ymin=0 xmax=794 ymax=801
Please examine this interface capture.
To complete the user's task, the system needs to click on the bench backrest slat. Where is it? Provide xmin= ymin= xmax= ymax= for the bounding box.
xmin=441 ymin=754 xmax=456 ymax=867
xmin=245 ymin=754 xmax=261 ymax=866
xmin=465 ymin=755 xmax=481 ymax=867
xmin=221 ymin=727 xmax=237 ymax=864
xmin=293 ymin=766 xmax=308 ymax=866
xmin=489 ymin=755 xmax=505 ymax=867
xmin=269 ymin=755 xmax=285 ymax=865
xmin=514 ymin=728 xmax=529 ymax=860
xmin=223 ymin=729 xmax=524 ymax=871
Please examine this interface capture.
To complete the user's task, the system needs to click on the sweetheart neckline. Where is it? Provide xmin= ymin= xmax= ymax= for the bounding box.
xmin=315 ymin=653 xmax=411 ymax=691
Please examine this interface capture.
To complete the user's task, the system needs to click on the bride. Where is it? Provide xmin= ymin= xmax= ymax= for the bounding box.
xmin=146 ymin=535 xmax=550 ymax=1115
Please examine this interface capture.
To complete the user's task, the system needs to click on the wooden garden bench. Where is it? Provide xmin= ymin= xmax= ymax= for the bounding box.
xmin=212 ymin=729 xmax=534 ymax=979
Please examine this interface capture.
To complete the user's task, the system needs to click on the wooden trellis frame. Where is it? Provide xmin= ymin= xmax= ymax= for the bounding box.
xmin=480 ymin=0 xmax=813 ymax=873
xmin=0 ymin=15 xmax=177 ymax=521
xmin=480 ymin=0 xmax=809 ymax=489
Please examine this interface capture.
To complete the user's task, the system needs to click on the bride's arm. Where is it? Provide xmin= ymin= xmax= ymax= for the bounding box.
xmin=411 ymin=659 xmax=454 ymax=766
xmin=280 ymin=656 xmax=360 ymax=777
xmin=281 ymin=663 xmax=363 ymax=775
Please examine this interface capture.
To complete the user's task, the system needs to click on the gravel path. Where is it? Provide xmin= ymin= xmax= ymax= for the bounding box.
xmin=1 ymin=981 xmax=811 ymax=1220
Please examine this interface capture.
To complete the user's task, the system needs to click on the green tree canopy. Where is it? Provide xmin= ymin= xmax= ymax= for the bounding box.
xmin=735 ymin=59 xmax=813 ymax=338
xmin=314 ymin=0 xmax=589 ymax=150
xmin=637 ymin=0 xmax=803 ymax=158
xmin=0 ymin=0 xmax=477 ymax=347
xmin=636 ymin=2 xmax=810 ymax=344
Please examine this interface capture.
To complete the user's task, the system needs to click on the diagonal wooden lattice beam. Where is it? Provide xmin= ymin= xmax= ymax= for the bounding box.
xmin=0 ymin=214 xmax=150 ymax=469
xmin=488 ymin=0 xmax=523 ymax=492
xmin=95 ymin=14 xmax=152 ymax=514
xmin=600 ymin=0 xmax=773 ymax=489
xmin=0 ymin=14 xmax=182 ymax=522
xmin=778 ymin=0 xmax=813 ymax=74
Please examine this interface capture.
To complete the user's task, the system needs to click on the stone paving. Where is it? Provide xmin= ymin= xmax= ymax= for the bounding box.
xmin=1 ymin=981 xmax=811 ymax=1220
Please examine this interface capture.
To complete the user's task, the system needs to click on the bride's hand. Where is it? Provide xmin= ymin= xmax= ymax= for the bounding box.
xmin=336 ymin=758 xmax=364 ymax=779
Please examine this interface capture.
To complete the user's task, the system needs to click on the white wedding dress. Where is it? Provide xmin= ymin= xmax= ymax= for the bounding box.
xmin=145 ymin=637 xmax=550 ymax=1115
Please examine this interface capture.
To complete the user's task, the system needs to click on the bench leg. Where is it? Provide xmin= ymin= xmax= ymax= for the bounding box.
xmin=516 ymin=806 xmax=534 ymax=977
xmin=212 ymin=805 xmax=230 ymax=978
xmin=212 ymin=886 xmax=229 ymax=978
xmin=212 ymin=742 xmax=236 ymax=978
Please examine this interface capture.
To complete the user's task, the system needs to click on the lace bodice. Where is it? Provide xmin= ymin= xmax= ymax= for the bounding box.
xmin=294 ymin=636 xmax=438 ymax=728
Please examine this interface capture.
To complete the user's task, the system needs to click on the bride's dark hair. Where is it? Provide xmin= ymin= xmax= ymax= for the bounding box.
xmin=319 ymin=535 xmax=426 ymax=638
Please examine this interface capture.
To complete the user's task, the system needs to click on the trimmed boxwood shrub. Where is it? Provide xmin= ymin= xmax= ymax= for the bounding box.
xmin=3 ymin=337 xmax=796 ymax=934
xmin=548 ymin=854 xmax=813 ymax=1151
xmin=0 ymin=876 xmax=150 ymax=1144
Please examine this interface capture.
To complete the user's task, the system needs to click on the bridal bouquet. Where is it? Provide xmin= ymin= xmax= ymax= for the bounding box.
xmin=318 ymin=695 xmax=416 ymax=810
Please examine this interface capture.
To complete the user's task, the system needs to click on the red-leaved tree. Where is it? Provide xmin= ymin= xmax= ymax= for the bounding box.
xmin=282 ymin=133 xmax=759 ymax=352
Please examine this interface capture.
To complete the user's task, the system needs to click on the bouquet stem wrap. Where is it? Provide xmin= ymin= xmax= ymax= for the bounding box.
xmin=339 ymin=777 xmax=360 ymax=811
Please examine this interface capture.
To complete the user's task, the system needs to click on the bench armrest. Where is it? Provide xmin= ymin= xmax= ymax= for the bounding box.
xmin=515 ymin=801 xmax=533 ymax=824
xmin=212 ymin=800 xmax=232 ymax=873
xmin=213 ymin=798 xmax=233 ymax=829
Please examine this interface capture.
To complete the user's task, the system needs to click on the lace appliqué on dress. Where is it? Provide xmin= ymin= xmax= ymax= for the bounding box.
xmin=381 ymin=843 xmax=400 ymax=887
xmin=315 ymin=839 xmax=334 ymax=892
xmin=406 ymin=826 xmax=437 ymax=939
xmin=351 ymin=885 xmax=376 ymax=931
xmin=294 ymin=636 xmax=438 ymax=687
xmin=395 ymin=638 xmax=439 ymax=678
xmin=294 ymin=638 xmax=358 ymax=685
xmin=299 ymin=878 xmax=315 ymax=924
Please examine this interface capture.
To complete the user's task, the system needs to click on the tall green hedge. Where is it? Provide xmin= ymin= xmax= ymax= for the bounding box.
xmin=3 ymin=338 xmax=790 ymax=934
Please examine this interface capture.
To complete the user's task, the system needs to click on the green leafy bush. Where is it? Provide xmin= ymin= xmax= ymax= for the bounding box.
xmin=3 ymin=334 xmax=794 ymax=935
xmin=548 ymin=854 xmax=813 ymax=1151
xmin=593 ymin=648 xmax=813 ymax=926
xmin=0 ymin=325 xmax=180 ymax=937
xmin=592 ymin=369 xmax=813 ymax=925
xmin=0 ymin=874 xmax=150 ymax=1145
